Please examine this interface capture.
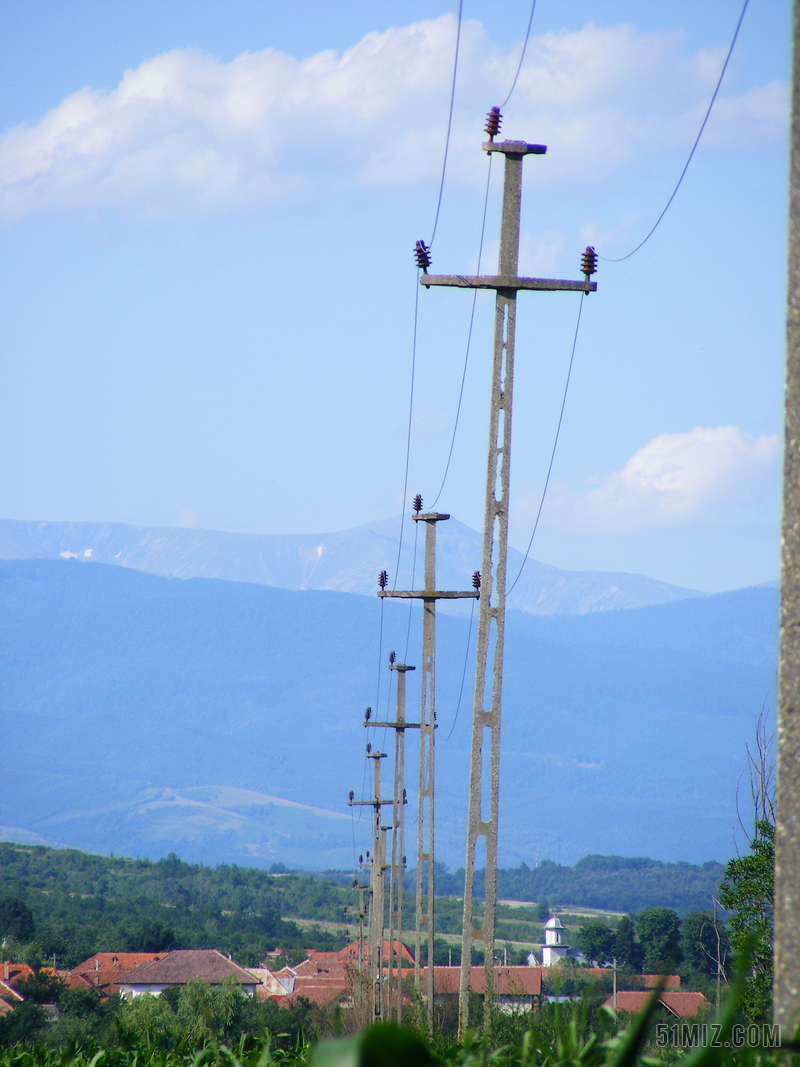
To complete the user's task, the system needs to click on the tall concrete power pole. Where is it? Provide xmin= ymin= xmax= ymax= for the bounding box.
xmin=775 ymin=0 xmax=800 ymax=1034
xmin=349 ymin=748 xmax=392 ymax=1019
xmin=379 ymin=501 xmax=478 ymax=1026
xmin=369 ymin=654 xmax=418 ymax=1022
xmin=415 ymin=109 xmax=596 ymax=1033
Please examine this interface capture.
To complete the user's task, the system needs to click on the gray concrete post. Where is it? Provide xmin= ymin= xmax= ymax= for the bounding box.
xmin=379 ymin=512 xmax=477 ymax=1027
xmin=459 ymin=145 xmax=523 ymax=1036
xmin=389 ymin=658 xmax=414 ymax=1023
xmin=414 ymin=130 xmax=595 ymax=1038
xmin=775 ymin=0 xmax=800 ymax=1033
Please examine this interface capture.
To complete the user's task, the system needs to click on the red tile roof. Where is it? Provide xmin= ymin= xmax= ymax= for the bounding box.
xmin=604 ymin=991 xmax=710 ymax=1017
xmin=287 ymin=978 xmax=350 ymax=1006
xmin=421 ymin=966 xmax=542 ymax=997
xmin=0 ymin=979 xmax=23 ymax=1003
xmin=337 ymin=940 xmax=413 ymax=963
xmin=1 ymin=962 xmax=35 ymax=989
xmin=0 ymin=999 xmax=15 ymax=1018
xmin=117 ymin=951 xmax=257 ymax=987
xmin=67 ymin=954 xmax=164 ymax=996
xmin=292 ymin=959 xmax=350 ymax=980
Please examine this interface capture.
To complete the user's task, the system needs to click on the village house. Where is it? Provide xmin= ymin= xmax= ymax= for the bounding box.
xmin=603 ymin=990 xmax=710 ymax=1018
xmin=67 ymin=953 xmax=164 ymax=997
xmin=116 ymin=950 xmax=258 ymax=998
xmin=420 ymin=966 xmax=542 ymax=1012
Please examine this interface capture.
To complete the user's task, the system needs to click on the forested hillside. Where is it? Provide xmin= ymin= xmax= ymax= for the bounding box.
xmin=0 ymin=841 xmax=727 ymax=974
xmin=0 ymin=842 xmax=351 ymax=968
xmin=428 ymin=855 xmax=725 ymax=915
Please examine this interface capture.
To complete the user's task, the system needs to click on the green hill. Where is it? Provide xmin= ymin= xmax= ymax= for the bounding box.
xmin=0 ymin=841 xmax=352 ymax=969
xmin=0 ymin=841 xmax=726 ymax=971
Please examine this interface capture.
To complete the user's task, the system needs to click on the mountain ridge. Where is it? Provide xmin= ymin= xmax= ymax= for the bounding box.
xmin=0 ymin=515 xmax=704 ymax=616
xmin=0 ymin=558 xmax=776 ymax=870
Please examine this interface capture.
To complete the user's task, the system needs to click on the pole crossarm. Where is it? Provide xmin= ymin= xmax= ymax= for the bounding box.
xmin=482 ymin=139 xmax=546 ymax=156
xmin=368 ymin=721 xmax=422 ymax=729
xmin=379 ymin=589 xmax=478 ymax=600
xmin=349 ymin=799 xmax=395 ymax=807
xmin=420 ymin=274 xmax=596 ymax=293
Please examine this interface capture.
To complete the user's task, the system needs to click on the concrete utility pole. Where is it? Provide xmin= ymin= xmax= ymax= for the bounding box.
xmin=349 ymin=749 xmax=392 ymax=1019
xmin=416 ymin=109 xmax=596 ymax=1035
xmin=379 ymin=500 xmax=479 ymax=1027
xmin=368 ymin=653 xmax=418 ymax=1022
xmin=775 ymin=0 xmax=800 ymax=1034
xmin=352 ymin=879 xmax=370 ymax=1014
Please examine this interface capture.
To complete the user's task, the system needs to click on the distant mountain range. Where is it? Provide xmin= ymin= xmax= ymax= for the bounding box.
xmin=0 ymin=516 xmax=704 ymax=615
xmin=0 ymin=558 xmax=777 ymax=872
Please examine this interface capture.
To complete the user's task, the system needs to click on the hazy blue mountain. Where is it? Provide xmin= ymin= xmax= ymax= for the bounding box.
xmin=0 ymin=559 xmax=775 ymax=871
xmin=0 ymin=516 xmax=702 ymax=615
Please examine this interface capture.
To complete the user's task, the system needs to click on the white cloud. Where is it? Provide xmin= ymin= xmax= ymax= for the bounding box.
xmin=411 ymin=410 xmax=451 ymax=438
xmin=542 ymin=426 xmax=779 ymax=532
xmin=0 ymin=18 xmax=786 ymax=221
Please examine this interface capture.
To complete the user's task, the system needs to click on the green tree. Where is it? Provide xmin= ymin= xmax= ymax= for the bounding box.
xmin=175 ymin=977 xmax=246 ymax=1044
xmin=0 ymin=999 xmax=46 ymax=1045
xmin=0 ymin=896 xmax=35 ymax=942
xmin=613 ymin=916 xmax=643 ymax=972
xmin=117 ymin=993 xmax=181 ymax=1049
xmin=125 ymin=919 xmax=177 ymax=952
xmin=16 ymin=969 xmax=65 ymax=1004
xmin=718 ymin=820 xmax=774 ymax=1022
xmin=636 ymin=908 xmax=682 ymax=972
xmin=576 ymin=919 xmax=615 ymax=965
xmin=680 ymin=911 xmax=730 ymax=977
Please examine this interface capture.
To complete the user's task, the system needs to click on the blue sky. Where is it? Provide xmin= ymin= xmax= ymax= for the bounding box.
xmin=0 ymin=0 xmax=790 ymax=592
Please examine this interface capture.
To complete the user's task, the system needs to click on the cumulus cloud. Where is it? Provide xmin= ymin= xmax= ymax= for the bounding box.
xmin=542 ymin=426 xmax=779 ymax=532
xmin=0 ymin=17 xmax=786 ymax=221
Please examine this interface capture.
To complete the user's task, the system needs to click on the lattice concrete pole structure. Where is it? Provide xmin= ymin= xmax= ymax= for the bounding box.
xmin=414 ymin=113 xmax=596 ymax=1035
xmin=416 ymin=511 xmax=443 ymax=1021
xmin=349 ymin=747 xmax=392 ymax=1020
xmin=371 ymin=750 xmax=387 ymax=1019
xmin=379 ymin=507 xmax=479 ymax=1027
xmin=351 ymin=879 xmax=370 ymax=1015
xmin=371 ymin=655 xmax=417 ymax=1022
xmin=776 ymin=0 xmax=800 ymax=1032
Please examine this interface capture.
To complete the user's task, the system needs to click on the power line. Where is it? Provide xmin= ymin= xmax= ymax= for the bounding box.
xmin=394 ymin=0 xmax=463 ymax=579
xmin=600 ymin=0 xmax=749 ymax=263
xmin=500 ymin=0 xmax=537 ymax=109
xmin=429 ymin=0 xmax=464 ymax=248
xmin=431 ymin=155 xmax=494 ymax=509
xmin=403 ymin=519 xmax=419 ymax=659
xmin=433 ymin=0 xmax=539 ymax=507
xmin=508 ymin=293 xmax=585 ymax=595
xmin=445 ymin=598 xmax=475 ymax=741
xmin=392 ymin=271 xmax=420 ymax=589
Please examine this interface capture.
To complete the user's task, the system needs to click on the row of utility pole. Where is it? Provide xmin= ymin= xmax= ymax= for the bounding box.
xmin=346 ymin=4 xmax=800 ymax=1034
xmin=348 ymin=107 xmax=596 ymax=1031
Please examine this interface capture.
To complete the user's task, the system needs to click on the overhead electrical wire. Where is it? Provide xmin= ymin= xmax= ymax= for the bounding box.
xmin=393 ymin=1 xmax=464 ymax=586
xmin=428 ymin=0 xmax=464 ymax=249
xmin=431 ymin=0 xmax=539 ymax=509
xmin=404 ymin=520 xmax=420 ymax=660
xmin=499 ymin=0 xmax=537 ymax=109
xmin=600 ymin=0 xmax=749 ymax=263
xmin=430 ymin=155 xmax=494 ymax=509
xmin=508 ymin=293 xmax=585 ymax=595
xmin=445 ymin=598 xmax=475 ymax=741
xmin=392 ymin=274 xmax=420 ymax=589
